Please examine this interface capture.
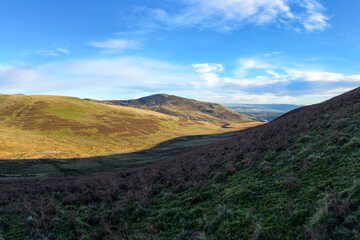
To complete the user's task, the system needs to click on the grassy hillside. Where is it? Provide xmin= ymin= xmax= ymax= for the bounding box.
xmin=226 ymin=103 xmax=301 ymax=122
xmin=0 ymin=130 xmax=260 ymax=178
xmin=2 ymin=87 xmax=360 ymax=239
xmin=0 ymin=94 xmax=260 ymax=159
xmin=93 ymin=94 xmax=252 ymax=124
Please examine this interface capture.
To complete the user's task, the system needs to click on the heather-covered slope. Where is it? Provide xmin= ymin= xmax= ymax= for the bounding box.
xmin=95 ymin=94 xmax=253 ymax=124
xmin=1 ymin=87 xmax=360 ymax=239
xmin=0 ymin=94 xmax=243 ymax=159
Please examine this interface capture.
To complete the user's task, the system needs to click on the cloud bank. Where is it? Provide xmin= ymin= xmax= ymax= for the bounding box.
xmin=1 ymin=55 xmax=360 ymax=104
xmin=193 ymin=56 xmax=360 ymax=90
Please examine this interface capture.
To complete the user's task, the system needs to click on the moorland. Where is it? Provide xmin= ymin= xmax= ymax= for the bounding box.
xmin=1 ymin=88 xmax=360 ymax=239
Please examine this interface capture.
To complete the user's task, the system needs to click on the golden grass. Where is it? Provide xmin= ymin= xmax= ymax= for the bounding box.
xmin=0 ymin=94 xmax=264 ymax=160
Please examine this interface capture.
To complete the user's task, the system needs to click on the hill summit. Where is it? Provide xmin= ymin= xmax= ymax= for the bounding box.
xmin=95 ymin=94 xmax=253 ymax=124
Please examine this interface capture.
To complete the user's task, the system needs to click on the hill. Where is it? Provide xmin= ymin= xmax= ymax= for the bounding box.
xmin=92 ymin=94 xmax=252 ymax=124
xmin=226 ymin=103 xmax=302 ymax=122
xmin=0 ymin=94 xmax=260 ymax=159
xmin=2 ymin=87 xmax=360 ymax=239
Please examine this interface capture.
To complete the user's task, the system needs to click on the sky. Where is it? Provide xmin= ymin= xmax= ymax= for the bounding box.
xmin=1 ymin=0 xmax=360 ymax=104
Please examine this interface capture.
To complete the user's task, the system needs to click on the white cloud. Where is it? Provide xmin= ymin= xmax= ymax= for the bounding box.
xmin=145 ymin=0 xmax=329 ymax=32
xmin=192 ymin=63 xmax=224 ymax=73
xmin=346 ymin=75 xmax=360 ymax=82
xmin=179 ymin=90 xmax=295 ymax=104
xmin=40 ymin=50 xmax=61 ymax=57
xmin=265 ymin=51 xmax=282 ymax=57
xmin=56 ymin=48 xmax=70 ymax=54
xmin=0 ymin=57 xmax=198 ymax=96
xmin=230 ymin=92 xmax=295 ymax=104
xmin=192 ymin=59 xmax=287 ymax=88
xmin=313 ymin=87 xmax=356 ymax=96
xmin=191 ymin=56 xmax=360 ymax=96
xmin=89 ymin=38 xmax=139 ymax=53
xmin=288 ymin=70 xmax=360 ymax=82
xmin=299 ymin=0 xmax=330 ymax=31
xmin=192 ymin=63 xmax=224 ymax=86
xmin=266 ymin=70 xmax=281 ymax=78
xmin=38 ymin=48 xmax=70 ymax=57
xmin=235 ymin=58 xmax=274 ymax=76
xmin=223 ymin=77 xmax=287 ymax=87
xmin=0 ymin=64 xmax=57 ymax=94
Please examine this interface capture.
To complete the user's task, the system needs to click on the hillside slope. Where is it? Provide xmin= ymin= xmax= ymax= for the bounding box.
xmin=94 ymin=94 xmax=253 ymax=124
xmin=2 ymin=87 xmax=360 ymax=239
xmin=0 ymin=94 xmax=252 ymax=159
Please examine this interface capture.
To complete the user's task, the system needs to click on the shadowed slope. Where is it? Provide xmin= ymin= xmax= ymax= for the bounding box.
xmin=0 ymin=94 xmax=259 ymax=159
xmin=93 ymin=94 xmax=253 ymax=124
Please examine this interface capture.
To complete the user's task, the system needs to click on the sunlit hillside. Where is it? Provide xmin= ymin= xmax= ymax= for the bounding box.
xmin=0 ymin=94 xmax=261 ymax=159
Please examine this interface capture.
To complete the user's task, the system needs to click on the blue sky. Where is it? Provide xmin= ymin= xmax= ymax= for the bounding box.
xmin=1 ymin=0 xmax=360 ymax=104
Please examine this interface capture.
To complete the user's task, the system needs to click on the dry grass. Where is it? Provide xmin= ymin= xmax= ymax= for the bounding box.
xmin=0 ymin=94 xmax=263 ymax=159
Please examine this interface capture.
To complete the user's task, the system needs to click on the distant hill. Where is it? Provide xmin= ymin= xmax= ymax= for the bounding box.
xmin=226 ymin=103 xmax=302 ymax=121
xmin=0 ymin=94 xmax=259 ymax=159
xmin=92 ymin=94 xmax=253 ymax=124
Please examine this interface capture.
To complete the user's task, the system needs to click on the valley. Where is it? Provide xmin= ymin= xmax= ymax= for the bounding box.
xmin=1 ymin=88 xmax=360 ymax=239
xmin=1 ymin=1 xmax=356 ymax=239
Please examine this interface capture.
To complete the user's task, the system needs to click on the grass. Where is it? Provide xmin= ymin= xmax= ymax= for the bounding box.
xmin=3 ymin=134 xmax=359 ymax=239
xmin=0 ymin=130 xmax=246 ymax=178
xmin=0 ymin=94 xmax=262 ymax=160
xmin=96 ymin=118 xmax=359 ymax=239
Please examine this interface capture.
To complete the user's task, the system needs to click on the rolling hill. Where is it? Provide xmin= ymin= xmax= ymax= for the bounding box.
xmin=2 ymin=87 xmax=360 ymax=239
xmin=0 ymin=94 xmax=260 ymax=159
xmin=91 ymin=94 xmax=252 ymax=124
